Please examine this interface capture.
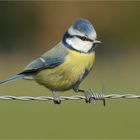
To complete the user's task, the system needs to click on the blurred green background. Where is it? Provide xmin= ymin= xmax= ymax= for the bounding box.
xmin=0 ymin=1 xmax=140 ymax=139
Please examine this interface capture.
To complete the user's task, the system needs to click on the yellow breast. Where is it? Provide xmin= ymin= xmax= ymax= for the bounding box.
xmin=34 ymin=50 xmax=95 ymax=91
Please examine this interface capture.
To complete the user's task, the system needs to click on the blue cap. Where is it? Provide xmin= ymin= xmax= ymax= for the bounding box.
xmin=73 ymin=18 xmax=94 ymax=34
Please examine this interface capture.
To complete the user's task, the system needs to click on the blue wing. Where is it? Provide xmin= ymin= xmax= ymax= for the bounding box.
xmin=20 ymin=43 xmax=68 ymax=74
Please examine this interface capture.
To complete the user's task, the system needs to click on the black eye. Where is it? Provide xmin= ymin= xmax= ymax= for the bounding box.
xmin=75 ymin=35 xmax=93 ymax=42
xmin=80 ymin=36 xmax=87 ymax=41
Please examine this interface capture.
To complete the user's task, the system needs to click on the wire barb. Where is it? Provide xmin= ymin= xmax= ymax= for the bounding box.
xmin=89 ymin=89 xmax=105 ymax=106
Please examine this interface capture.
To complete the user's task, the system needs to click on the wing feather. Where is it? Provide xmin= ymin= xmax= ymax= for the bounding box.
xmin=20 ymin=43 xmax=68 ymax=74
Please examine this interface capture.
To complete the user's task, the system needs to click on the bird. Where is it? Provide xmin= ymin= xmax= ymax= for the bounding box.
xmin=0 ymin=18 xmax=101 ymax=104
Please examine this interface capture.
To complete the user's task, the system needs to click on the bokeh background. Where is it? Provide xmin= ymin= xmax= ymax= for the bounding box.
xmin=0 ymin=1 xmax=140 ymax=139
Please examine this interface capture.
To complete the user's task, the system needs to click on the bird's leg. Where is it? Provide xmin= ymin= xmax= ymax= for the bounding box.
xmin=73 ymin=87 xmax=93 ymax=103
xmin=52 ymin=91 xmax=61 ymax=104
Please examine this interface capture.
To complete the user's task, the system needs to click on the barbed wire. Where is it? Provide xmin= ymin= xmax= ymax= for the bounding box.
xmin=0 ymin=93 xmax=140 ymax=105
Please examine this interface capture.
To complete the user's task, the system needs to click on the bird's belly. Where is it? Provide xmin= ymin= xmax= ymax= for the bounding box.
xmin=35 ymin=68 xmax=81 ymax=91
xmin=34 ymin=51 xmax=95 ymax=91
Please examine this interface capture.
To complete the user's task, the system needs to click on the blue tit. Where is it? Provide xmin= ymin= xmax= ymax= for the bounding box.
xmin=0 ymin=18 xmax=101 ymax=104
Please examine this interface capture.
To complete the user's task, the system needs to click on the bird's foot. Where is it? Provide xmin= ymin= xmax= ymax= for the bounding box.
xmin=74 ymin=86 xmax=106 ymax=105
xmin=83 ymin=90 xmax=93 ymax=103
xmin=52 ymin=92 xmax=61 ymax=104
xmin=73 ymin=88 xmax=93 ymax=103
xmin=53 ymin=97 xmax=61 ymax=104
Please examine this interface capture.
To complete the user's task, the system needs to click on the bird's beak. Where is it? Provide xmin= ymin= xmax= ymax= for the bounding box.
xmin=92 ymin=40 xmax=102 ymax=51
xmin=94 ymin=40 xmax=102 ymax=44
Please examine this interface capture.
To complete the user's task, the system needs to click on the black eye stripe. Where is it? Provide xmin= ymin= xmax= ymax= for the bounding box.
xmin=64 ymin=31 xmax=93 ymax=42
xmin=75 ymin=35 xmax=93 ymax=42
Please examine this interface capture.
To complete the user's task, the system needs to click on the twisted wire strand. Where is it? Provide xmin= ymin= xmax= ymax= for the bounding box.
xmin=0 ymin=83 xmax=140 ymax=105
xmin=0 ymin=94 xmax=140 ymax=101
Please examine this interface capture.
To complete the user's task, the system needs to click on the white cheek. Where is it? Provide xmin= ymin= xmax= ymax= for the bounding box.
xmin=66 ymin=38 xmax=93 ymax=53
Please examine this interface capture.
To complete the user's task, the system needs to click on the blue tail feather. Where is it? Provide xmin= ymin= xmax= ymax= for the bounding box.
xmin=0 ymin=74 xmax=25 ymax=85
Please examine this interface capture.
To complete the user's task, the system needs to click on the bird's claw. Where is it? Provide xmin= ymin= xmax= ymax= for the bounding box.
xmin=53 ymin=96 xmax=61 ymax=104
xmin=84 ymin=90 xmax=93 ymax=103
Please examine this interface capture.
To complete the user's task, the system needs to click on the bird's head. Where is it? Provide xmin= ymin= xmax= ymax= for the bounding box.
xmin=62 ymin=18 xmax=101 ymax=53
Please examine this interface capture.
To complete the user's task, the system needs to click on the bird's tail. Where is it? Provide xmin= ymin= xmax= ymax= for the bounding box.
xmin=0 ymin=73 xmax=25 ymax=85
